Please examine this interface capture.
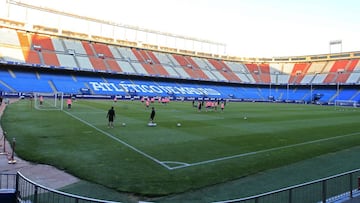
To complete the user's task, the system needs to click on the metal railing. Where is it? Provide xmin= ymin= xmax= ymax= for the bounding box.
xmin=1 ymin=170 xmax=360 ymax=203
xmin=1 ymin=172 xmax=119 ymax=203
xmin=0 ymin=173 xmax=16 ymax=189
xmin=215 ymin=169 xmax=360 ymax=203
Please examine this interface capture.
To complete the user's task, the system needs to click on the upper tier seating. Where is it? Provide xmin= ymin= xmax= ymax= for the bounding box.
xmin=0 ymin=28 xmax=360 ymax=86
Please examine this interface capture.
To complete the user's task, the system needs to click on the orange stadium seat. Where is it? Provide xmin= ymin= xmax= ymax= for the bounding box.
xmin=105 ymin=58 xmax=123 ymax=72
xmin=323 ymin=59 xmax=358 ymax=83
xmin=289 ymin=63 xmax=311 ymax=84
xmin=81 ymin=41 xmax=95 ymax=56
xmin=145 ymin=50 xmax=170 ymax=76
xmin=341 ymin=59 xmax=359 ymax=83
xmin=172 ymin=54 xmax=188 ymax=67
xmin=146 ymin=50 xmax=161 ymax=64
xmin=131 ymin=48 xmax=146 ymax=63
xmin=92 ymin=43 xmax=114 ymax=58
xmin=141 ymin=63 xmax=158 ymax=75
xmin=16 ymin=32 xmax=33 ymax=63
xmin=192 ymin=67 xmax=210 ymax=80
xmin=31 ymin=34 xmax=56 ymax=51
xmin=88 ymin=56 xmax=108 ymax=71
xmin=24 ymin=50 xmax=41 ymax=64
xmin=17 ymin=31 xmax=41 ymax=64
xmin=184 ymin=56 xmax=209 ymax=80
xmin=245 ymin=64 xmax=262 ymax=83
xmin=42 ymin=52 xmax=60 ymax=66
xmin=138 ymin=50 xmax=170 ymax=76
xmin=152 ymin=64 xmax=170 ymax=76
xmin=219 ymin=60 xmax=242 ymax=82
xmin=29 ymin=33 xmax=64 ymax=67
xmin=172 ymin=54 xmax=201 ymax=79
xmin=258 ymin=63 xmax=271 ymax=83
xmin=323 ymin=60 xmax=348 ymax=83
xmin=139 ymin=49 xmax=152 ymax=63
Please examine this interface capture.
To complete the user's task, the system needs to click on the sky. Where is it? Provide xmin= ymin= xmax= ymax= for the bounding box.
xmin=9 ymin=0 xmax=360 ymax=57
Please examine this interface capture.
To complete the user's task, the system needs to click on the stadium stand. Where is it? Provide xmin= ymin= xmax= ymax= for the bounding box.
xmin=1 ymin=7 xmax=360 ymax=202
xmin=0 ymin=26 xmax=360 ymax=105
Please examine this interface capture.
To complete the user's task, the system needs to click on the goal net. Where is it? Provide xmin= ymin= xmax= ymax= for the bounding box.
xmin=334 ymin=100 xmax=357 ymax=108
xmin=34 ymin=92 xmax=64 ymax=110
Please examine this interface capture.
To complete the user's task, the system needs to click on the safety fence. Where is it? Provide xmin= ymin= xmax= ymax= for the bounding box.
xmin=0 ymin=172 xmax=118 ymax=203
xmin=216 ymin=168 xmax=360 ymax=203
xmin=1 ymin=170 xmax=360 ymax=203
xmin=0 ymin=173 xmax=16 ymax=190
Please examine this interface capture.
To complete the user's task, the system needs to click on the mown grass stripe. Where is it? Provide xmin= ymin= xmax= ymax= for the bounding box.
xmin=62 ymin=110 xmax=172 ymax=170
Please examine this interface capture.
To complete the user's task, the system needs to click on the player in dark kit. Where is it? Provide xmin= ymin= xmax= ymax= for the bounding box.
xmin=150 ymin=107 xmax=156 ymax=123
xmin=107 ymin=106 xmax=115 ymax=128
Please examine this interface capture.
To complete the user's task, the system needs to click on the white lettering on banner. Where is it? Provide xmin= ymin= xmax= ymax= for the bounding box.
xmin=89 ymin=82 xmax=110 ymax=91
xmin=102 ymin=83 xmax=113 ymax=91
xmin=174 ymin=87 xmax=186 ymax=94
xmin=109 ymin=83 xmax=124 ymax=92
xmin=149 ymin=85 xmax=163 ymax=93
xmin=165 ymin=86 xmax=179 ymax=94
xmin=157 ymin=86 xmax=177 ymax=94
xmin=140 ymin=85 xmax=152 ymax=93
xmin=118 ymin=83 xmax=129 ymax=92
xmin=88 ymin=82 xmax=221 ymax=96
xmin=126 ymin=84 xmax=141 ymax=92
xmin=197 ymin=88 xmax=221 ymax=96
xmin=204 ymin=88 xmax=221 ymax=95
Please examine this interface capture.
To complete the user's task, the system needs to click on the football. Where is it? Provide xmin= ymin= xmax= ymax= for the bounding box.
xmin=177 ymin=123 xmax=181 ymax=127
xmin=148 ymin=122 xmax=157 ymax=127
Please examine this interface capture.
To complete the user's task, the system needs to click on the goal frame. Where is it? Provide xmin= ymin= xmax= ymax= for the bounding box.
xmin=33 ymin=92 xmax=64 ymax=110
xmin=334 ymin=100 xmax=357 ymax=108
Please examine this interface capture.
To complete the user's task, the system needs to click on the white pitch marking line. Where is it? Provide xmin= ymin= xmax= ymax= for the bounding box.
xmin=64 ymin=109 xmax=360 ymax=171
xmin=63 ymin=110 xmax=172 ymax=170
xmin=161 ymin=161 xmax=190 ymax=169
xmin=169 ymin=131 xmax=360 ymax=170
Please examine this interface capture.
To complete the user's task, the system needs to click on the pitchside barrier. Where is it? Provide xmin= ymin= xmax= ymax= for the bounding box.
xmin=216 ymin=169 xmax=360 ymax=203
xmin=1 ymin=170 xmax=360 ymax=203
xmin=0 ymin=173 xmax=16 ymax=203
xmin=0 ymin=173 xmax=118 ymax=203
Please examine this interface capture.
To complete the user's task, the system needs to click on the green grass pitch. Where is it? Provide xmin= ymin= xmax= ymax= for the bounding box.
xmin=2 ymin=99 xmax=360 ymax=198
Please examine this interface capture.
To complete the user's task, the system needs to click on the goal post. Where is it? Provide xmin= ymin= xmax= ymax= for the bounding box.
xmin=34 ymin=92 xmax=64 ymax=110
xmin=334 ymin=100 xmax=357 ymax=108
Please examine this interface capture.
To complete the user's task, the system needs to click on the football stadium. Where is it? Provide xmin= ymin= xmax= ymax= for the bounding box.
xmin=1 ymin=0 xmax=360 ymax=203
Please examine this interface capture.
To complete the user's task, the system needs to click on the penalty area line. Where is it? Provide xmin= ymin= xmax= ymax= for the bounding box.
xmin=62 ymin=110 xmax=172 ymax=170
